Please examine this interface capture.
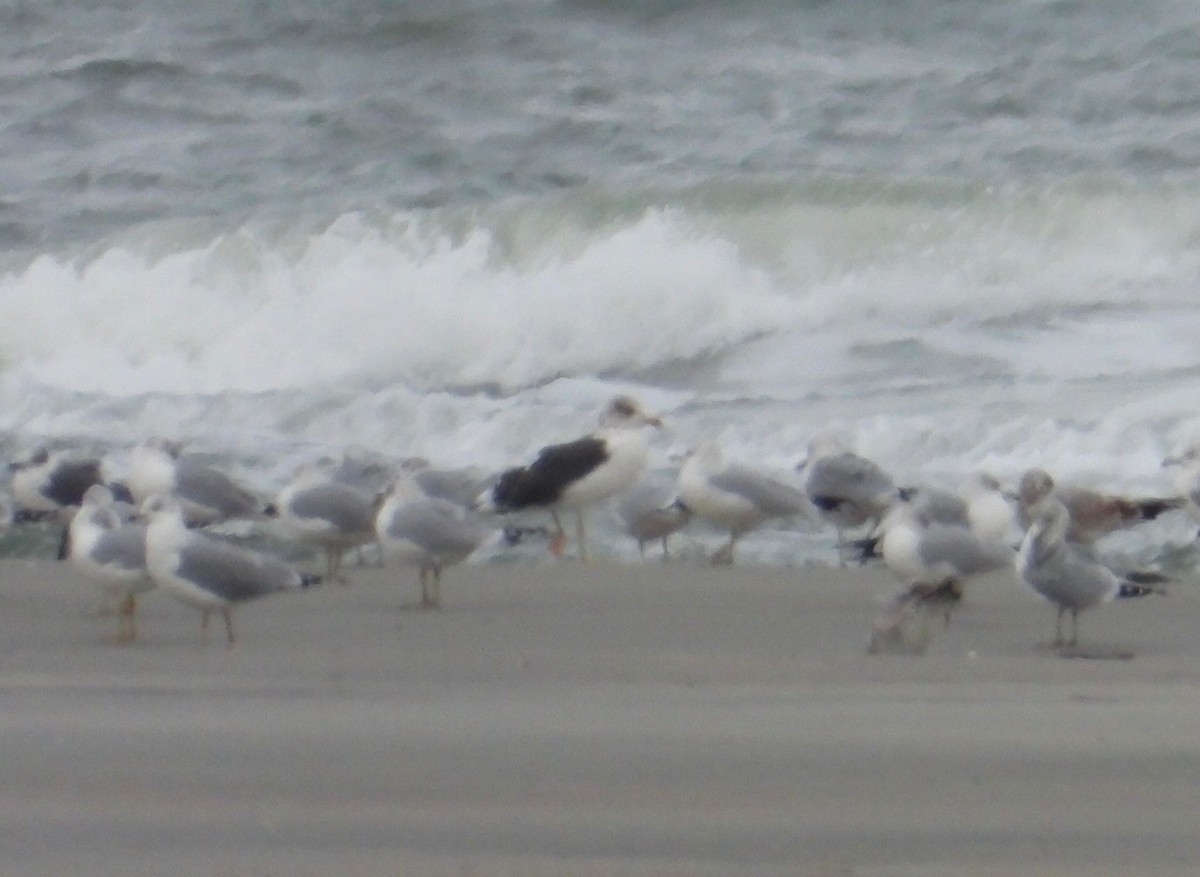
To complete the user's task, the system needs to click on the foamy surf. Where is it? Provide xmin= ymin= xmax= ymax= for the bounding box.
xmin=2 ymin=181 xmax=1200 ymax=564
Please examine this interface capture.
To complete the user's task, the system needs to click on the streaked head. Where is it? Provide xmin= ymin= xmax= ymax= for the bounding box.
xmin=600 ymin=395 xmax=663 ymax=429
xmin=1017 ymin=468 xmax=1055 ymax=507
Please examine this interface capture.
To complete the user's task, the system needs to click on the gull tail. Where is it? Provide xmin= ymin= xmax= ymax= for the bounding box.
xmin=1118 ymin=496 xmax=1185 ymax=522
xmin=300 ymin=573 xmax=323 ymax=589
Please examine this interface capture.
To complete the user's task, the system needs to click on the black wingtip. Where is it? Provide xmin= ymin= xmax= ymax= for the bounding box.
xmin=300 ymin=573 xmax=322 ymax=588
xmin=847 ymin=535 xmax=882 ymax=564
xmin=1117 ymin=581 xmax=1167 ymax=599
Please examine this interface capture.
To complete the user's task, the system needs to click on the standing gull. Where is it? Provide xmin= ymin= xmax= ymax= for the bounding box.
xmin=476 ymin=395 xmax=663 ymax=561
xmin=615 ymin=476 xmax=692 ymax=560
xmin=400 ymin=457 xmax=496 ymax=511
xmin=9 ymin=447 xmax=104 ymax=517
xmin=276 ymin=466 xmax=379 ymax=583
xmin=1017 ymin=493 xmax=1166 ymax=651
xmin=8 ymin=446 xmax=107 ymax=558
xmin=128 ymin=437 xmax=273 ymax=527
xmin=676 ymin=442 xmax=808 ymax=565
xmin=142 ymin=494 xmax=319 ymax=646
xmin=377 ymin=488 xmax=498 ymax=609
xmin=68 ymin=484 xmax=153 ymax=642
xmin=868 ymin=496 xmax=1016 ymax=653
xmin=797 ymin=434 xmax=899 ymax=565
xmin=962 ymin=471 xmax=1018 ymax=545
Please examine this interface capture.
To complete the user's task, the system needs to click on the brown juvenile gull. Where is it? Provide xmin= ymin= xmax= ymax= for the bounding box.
xmin=1016 ymin=467 xmax=1181 ymax=547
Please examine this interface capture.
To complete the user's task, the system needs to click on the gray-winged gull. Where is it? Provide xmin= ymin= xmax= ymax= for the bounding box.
xmin=868 ymin=495 xmax=1016 ymax=653
xmin=8 ymin=446 xmax=107 ymax=558
xmin=401 ymin=457 xmax=496 ymax=510
xmin=377 ymin=487 xmax=499 ymax=609
xmin=9 ymin=446 xmax=105 ymax=515
xmin=68 ymin=484 xmax=154 ymax=642
xmin=129 ymin=437 xmax=273 ymax=527
xmin=676 ymin=441 xmax=807 ymax=565
xmin=476 ymin=395 xmax=662 ymax=561
xmin=276 ymin=466 xmax=379 ymax=583
xmin=143 ymin=494 xmax=319 ymax=645
xmin=1017 ymin=493 xmax=1166 ymax=651
xmin=615 ymin=476 xmax=692 ymax=560
xmin=797 ymin=434 xmax=898 ymax=565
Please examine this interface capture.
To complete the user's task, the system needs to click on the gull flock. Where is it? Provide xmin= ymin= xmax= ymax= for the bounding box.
xmin=4 ymin=394 xmax=1195 ymax=655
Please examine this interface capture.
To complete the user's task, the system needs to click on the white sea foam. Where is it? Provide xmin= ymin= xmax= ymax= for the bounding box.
xmin=2 ymin=186 xmax=1199 ymax=564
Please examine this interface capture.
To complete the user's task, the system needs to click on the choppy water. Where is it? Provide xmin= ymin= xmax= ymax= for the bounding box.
xmin=4 ymin=0 xmax=1200 ymax=562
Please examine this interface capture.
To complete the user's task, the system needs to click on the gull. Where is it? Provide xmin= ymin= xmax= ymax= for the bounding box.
xmin=400 ymin=457 xmax=496 ymax=510
xmin=875 ymin=497 xmax=1015 ymax=607
xmin=377 ymin=487 xmax=498 ymax=609
xmin=614 ymin=476 xmax=692 ymax=560
xmin=1016 ymin=467 xmax=1182 ymax=547
xmin=1017 ymin=493 xmax=1165 ymax=650
xmin=476 ymin=395 xmax=662 ymax=561
xmin=857 ymin=473 xmax=1017 ymax=563
xmin=797 ymin=434 xmax=898 ymax=564
xmin=68 ymin=484 xmax=153 ymax=642
xmin=276 ymin=465 xmax=379 ymax=583
xmin=128 ymin=437 xmax=273 ymax=527
xmin=676 ymin=442 xmax=808 ymax=565
xmin=962 ymin=471 xmax=1018 ymax=545
xmin=8 ymin=446 xmax=105 ymax=516
xmin=8 ymin=446 xmax=107 ymax=558
xmin=321 ymin=447 xmax=400 ymax=497
xmin=142 ymin=494 xmax=319 ymax=646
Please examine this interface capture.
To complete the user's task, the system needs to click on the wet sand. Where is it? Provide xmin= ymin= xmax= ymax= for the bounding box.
xmin=1 ymin=556 xmax=1198 ymax=876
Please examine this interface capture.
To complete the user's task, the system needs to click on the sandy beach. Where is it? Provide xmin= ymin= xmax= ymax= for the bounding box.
xmin=2 ymin=554 xmax=1198 ymax=876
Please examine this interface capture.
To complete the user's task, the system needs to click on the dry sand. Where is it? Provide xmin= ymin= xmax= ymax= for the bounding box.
xmin=1 ymin=555 xmax=1198 ymax=876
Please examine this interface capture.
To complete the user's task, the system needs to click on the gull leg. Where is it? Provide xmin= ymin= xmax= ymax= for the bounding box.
xmin=835 ymin=527 xmax=847 ymax=567
xmin=575 ymin=509 xmax=588 ymax=562
xmin=221 ymin=607 xmax=236 ymax=648
xmin=426 ymin=567 xmax=441 ymax=609
xmin=1053 ymin=605 xmax=1066 ymax=647
xmin=200 ymin=609 xmax=211 ymax=641
xmin=117 ymin=593 xmax=137 ymax=642
xmin=711 ymin=533 xmax=737 ymax=565
xmin=329 ymin=546 xmax=346 ymax=585
xmin=547 ymin=512 xmax=566 ymax=557
xmin=660 ymin=536 xmax=670 ymax=561
xmin=1067 ymin=608 xmax=1080 ymax=648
